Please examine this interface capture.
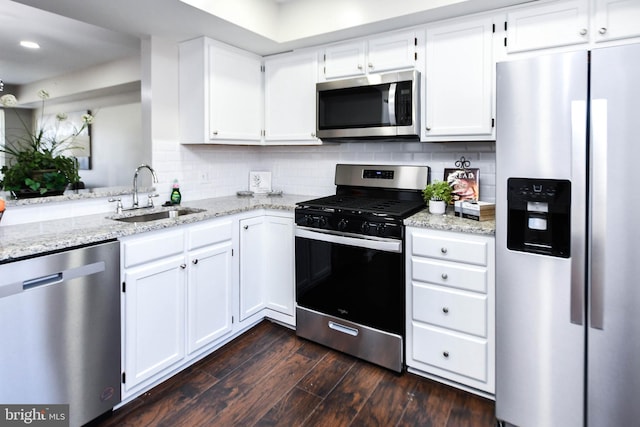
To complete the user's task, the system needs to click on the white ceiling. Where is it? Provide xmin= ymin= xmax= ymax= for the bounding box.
xmin=3 ymin=0 xmax=534 ymax=87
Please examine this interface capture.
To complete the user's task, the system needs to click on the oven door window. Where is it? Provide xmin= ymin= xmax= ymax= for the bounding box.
xmin=295 ymin=236 xmax=404 ymax=335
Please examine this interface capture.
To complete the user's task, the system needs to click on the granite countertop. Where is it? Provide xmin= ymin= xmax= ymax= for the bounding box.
xmin=0 ymin=186 xmax=154 ymax=207
xmin=0 ymin=194 xmax=310 ymax=263
xmin=405 ymin=208 xmax=496 ymax=236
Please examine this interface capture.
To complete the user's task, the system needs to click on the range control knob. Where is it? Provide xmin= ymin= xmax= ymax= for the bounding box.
xmin=376 ymin=224 xmax=387 ymax=236
xmin=303 ymin=215 xmax=314 ymax=226
xmin=318 ymin=216 xmax=327 ymax=227
xmin=338 ymin=219 xmax=348 ymax=231
xmin=360 ymin=222 xmax=371 ymax=233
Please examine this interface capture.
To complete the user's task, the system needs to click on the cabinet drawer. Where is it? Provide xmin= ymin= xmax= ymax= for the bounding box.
xmin=411 ymin=233 xmax=488 ymax=265
xmin=187 ymin=219 xmax=233 ymax=251
xmin=412 ymin=283 xmax=487 ymax=337
xmin=123 ymin=229 xmax=185 ymax=268
xmin=412 ymin=257 xmax=487 ymax=293
xmin=412 ymin=323 xmax=488 ymax=383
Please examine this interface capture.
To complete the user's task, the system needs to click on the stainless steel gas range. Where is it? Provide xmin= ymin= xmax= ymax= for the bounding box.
xmin=294 ymin=164 xmax=430 ymax=372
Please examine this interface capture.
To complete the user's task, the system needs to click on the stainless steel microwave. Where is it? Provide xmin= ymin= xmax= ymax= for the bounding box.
xmin=316 ymin=70 xmax=420 ymax=140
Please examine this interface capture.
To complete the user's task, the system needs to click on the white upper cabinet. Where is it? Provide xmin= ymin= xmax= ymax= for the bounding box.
xmin=179 ymin=37 xmax=262 ymax=144
xmin=505 ymin=0 xmax=589 ymax=53
xmin=424 ymin=14 xmax=496 ymax=140
xmin=322 ymin=30 xmax=419 ymax=80
xmin=593 ymin=0 xmax=640 ymax=42
xmin=264 ymin=49 xmax=319 ymax=143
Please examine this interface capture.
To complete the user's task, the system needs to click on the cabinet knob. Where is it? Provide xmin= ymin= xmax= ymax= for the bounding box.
xmin=443 ymin=351 xmax=450 ymax=358
xmin=212 ymin=130 xmax=219 ymax=136
xmin=579 ymin=28 xmax=588 ymax=36
xmin=426 ymin=126 xmax=431 ymax=131
xmin=368 ymin=62 xmax=373 ymax=69
xmin=599 ymin=27 xmax=607 ymax=35
xmin=357 ymin=64 xmax=363 ymax=70
xmin=180 ymin=263 xmax=187 ymax=269
xmin=440 ymin=247 xmax=448 ymax=254
xmin=442 ymin=307 xmax=449 ymax=314
xmin=311 ymin=132 xmax=316 ymax=138
xmin=441 ymin=273 xmax=448 ymax=280
xmin=192 ymin=259 xmax=199 ymax=265
xmin=244 ymin=225 xmax=249 ymax=230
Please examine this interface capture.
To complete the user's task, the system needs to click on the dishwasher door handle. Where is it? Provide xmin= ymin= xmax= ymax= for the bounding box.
xmin=23 ymin=272 xmax=63 ymax=290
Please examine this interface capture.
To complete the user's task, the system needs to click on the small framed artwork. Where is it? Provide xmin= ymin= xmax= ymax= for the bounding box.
xmin=444 ymin=167 xmax=479 ymax=203
xmin=249 ymin=171 xmax=272 ymax=194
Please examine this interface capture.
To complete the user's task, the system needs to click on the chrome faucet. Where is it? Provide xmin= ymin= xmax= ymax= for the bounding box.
xmin=132 ymin=164 xmax=158 ymax=209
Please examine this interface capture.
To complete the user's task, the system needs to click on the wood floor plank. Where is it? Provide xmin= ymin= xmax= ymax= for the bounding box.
xmin=303 ymin=360 xmax=386 ymax=427
xmin=254 ymin=387 xmax=322 ymax=427
xmin=349 ymin=369 xmax=419 ymax=427
xmin=446 ymin=391 xmax=496 ymax=427
xmin=399 ymin=376 xmax=457 ymax=427
xmin=296 ymin=350 xmax=356 ymax=398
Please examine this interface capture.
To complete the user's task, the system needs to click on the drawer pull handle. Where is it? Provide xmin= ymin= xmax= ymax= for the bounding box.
xmin=442 ymin=307 xmax=449 ymax=314
xmin=443 ymin=351 xmax=450 ymax=358
xmin=441 ymin=273 xmax=448 ymax=280
xmin=441 ymin=247 xmax=448 ymax=254
xmin=192 ymin=259 xmax=199 ymax=265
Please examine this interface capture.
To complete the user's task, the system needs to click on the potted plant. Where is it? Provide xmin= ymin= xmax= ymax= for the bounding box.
xmin=0 ymin=90 xmax=93 ymax=198
xmin=422 ymin=180 xmax=453 ymax=215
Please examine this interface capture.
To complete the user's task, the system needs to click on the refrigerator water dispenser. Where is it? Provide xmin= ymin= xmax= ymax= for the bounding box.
xmin=507 ymin=178 xmax=571 ymax=257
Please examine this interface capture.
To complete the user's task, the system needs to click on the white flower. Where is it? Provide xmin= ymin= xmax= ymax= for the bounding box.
xmin=37 ymin=89 xmax=50 ymax=100
xmin=81 ymin=113 xmax=94 ymax=125
xmin=0 ymin=94 xmax=18 ymax=107
xmin=56 ymin=112 xmax=68 ymax=121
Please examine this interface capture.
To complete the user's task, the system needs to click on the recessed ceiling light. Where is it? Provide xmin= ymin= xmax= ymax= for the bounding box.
xmin=20 ymin=41 xmax=40 ymax=49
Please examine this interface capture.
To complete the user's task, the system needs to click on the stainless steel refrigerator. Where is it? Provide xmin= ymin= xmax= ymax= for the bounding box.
xmin=495 ymin=43 xmax=640 ymax=427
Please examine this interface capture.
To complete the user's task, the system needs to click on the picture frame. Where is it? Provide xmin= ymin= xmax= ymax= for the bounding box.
xmin=444 ymin=167 xmax=479 ymax=203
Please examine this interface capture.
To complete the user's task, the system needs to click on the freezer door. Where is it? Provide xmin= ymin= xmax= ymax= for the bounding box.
xmin=495 ymin=51 xmax=588 ymax=427
xmin=588 ymin=43 xmax=640 ymax=427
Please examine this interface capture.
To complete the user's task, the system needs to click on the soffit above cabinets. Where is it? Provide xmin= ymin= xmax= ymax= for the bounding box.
xmin=13 ymin=0 xmax=536 ymax=56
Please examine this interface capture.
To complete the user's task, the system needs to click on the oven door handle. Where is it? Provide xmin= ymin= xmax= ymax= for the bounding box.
xmin=295 ymin=227 xmax=402 ymax=253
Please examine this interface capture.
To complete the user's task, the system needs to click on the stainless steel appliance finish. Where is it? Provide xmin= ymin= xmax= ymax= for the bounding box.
xmin=0 ymin=241 xmax=121 ymax=427
xmin=316 ymin=70 xmax=420 ymax=140
xmin=495 ymin=44 xmax=640 ymax=427
xmin=295 ymin=164 xmax=429 ymax=372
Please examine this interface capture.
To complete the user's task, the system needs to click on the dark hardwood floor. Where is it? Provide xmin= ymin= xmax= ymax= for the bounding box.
xmin=88 ymin=321 xmax=496 ymax=427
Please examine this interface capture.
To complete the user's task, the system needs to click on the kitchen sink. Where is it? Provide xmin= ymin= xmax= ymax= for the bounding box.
xmin=113 ymin=207 xmax=205 ymax=223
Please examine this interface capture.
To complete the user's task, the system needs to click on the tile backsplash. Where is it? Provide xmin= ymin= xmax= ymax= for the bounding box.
xmin=154 ymin=139 xmax=496 ymax=203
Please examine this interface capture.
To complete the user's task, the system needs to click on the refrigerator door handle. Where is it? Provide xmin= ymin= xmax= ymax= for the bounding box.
xmin=570 ymin=100 xmax=587 ymax=326
xmin=590 ymin=99 xmax=607 ymax=330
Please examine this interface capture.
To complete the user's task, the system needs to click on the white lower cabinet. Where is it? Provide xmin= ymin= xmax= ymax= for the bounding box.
xmin=239 ymin=212 xmax=295 ymax=326
xmin=405 ymin=227 xmax=495 ymax=397
xmin=121 ymin=219 xmax=234 ymax=399
xmin=120 ymin=210 xmax=295 ymax=402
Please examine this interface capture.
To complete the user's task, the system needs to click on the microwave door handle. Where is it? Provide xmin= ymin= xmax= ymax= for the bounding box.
xmin=388 ymin=83 xmax=397 ymax=125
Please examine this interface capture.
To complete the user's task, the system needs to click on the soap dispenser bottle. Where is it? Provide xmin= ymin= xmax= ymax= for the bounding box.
xmin=170 ymin=179 xmax=181 ymax=205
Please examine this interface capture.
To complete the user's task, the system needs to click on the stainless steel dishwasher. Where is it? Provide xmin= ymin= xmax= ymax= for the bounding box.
xmin=0 ymin=240 xmax=121 ymax=427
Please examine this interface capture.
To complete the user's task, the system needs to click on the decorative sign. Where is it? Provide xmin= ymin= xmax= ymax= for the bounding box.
xmin=444 ymin=157 xmax=479 ymax=203
xmin=249 ymin=171 xmax=272 ymax=193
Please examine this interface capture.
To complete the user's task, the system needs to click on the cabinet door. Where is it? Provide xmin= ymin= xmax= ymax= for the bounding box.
xmin=367 ymin=31 xmax=417 ymax=74
xmin=323 ymin=40 xmax=367 ymax=79
xmin=239 ymin=216 xmax=266 ymax=320
xmin=505 ymin=0 xmax=589 ymax=53
xmin=594 ymin=0 xmax=640 ymax=42
xmin=186 ymin=242 xmax=233 ymax=355
xmin=264 ymin=50 xmax=318 ymax=143
xmin=123 ymin=255 xmax=186 ymax=392
xmin=424 ymin=15 xmax=495 ymax=140
xmin=209 ymin=43 xmax=263 ymax=142
xmin=263 ymin=215 xmax=295 ymax=316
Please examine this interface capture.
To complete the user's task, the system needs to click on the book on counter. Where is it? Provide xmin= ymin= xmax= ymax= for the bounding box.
xmin=454 ymin=201 xmax=495 ymax=221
